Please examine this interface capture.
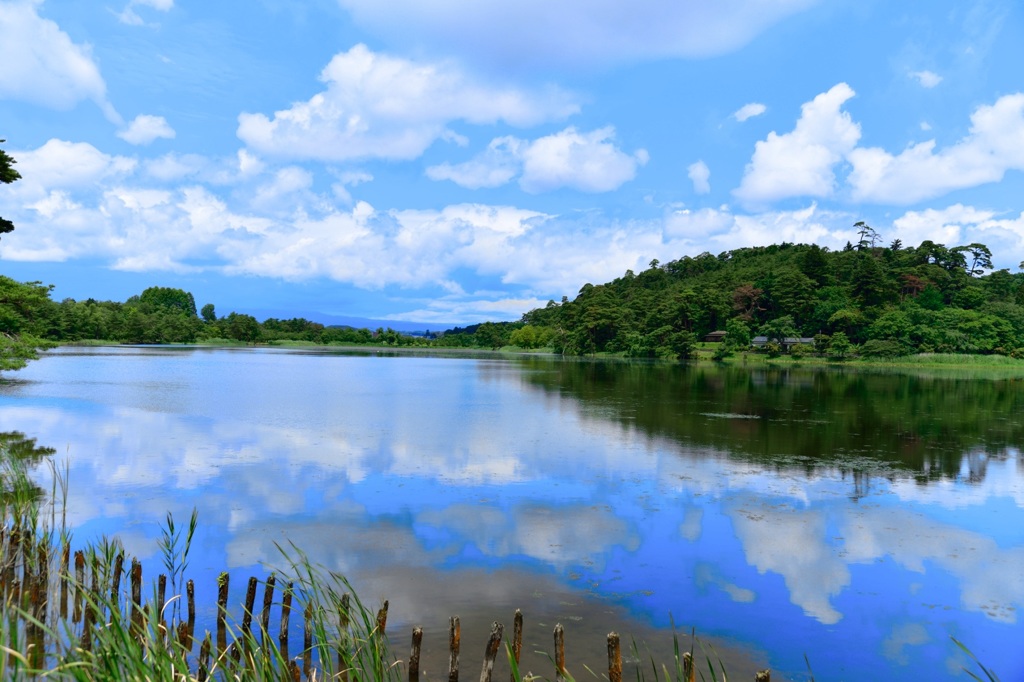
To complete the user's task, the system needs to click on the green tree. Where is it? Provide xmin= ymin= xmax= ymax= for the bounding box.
xmin=724 ymin=318 xmax=751 ymax=349
xmin=200 ymin=303 xmax=217 ymax=323
xmin=828 ymin=331 xmax=853 ymax=359
xmin=139 ymin=287 xmax=198 ymax=317
xmin=759 ymin=315 xmax=798 ymax=345
xmin=0 ymin=277 xmax=58 ymax=371
xmin=952 ymin=243 xmax=993 ymax=277
xmin=225 ymin=312 xmax=261 ymax=345
xmin=1 ymin=140 xmax=21 ymax=237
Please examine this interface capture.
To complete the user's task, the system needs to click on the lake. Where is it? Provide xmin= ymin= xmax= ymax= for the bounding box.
xmin=1 ymin=346 xmax=1022 ymax=680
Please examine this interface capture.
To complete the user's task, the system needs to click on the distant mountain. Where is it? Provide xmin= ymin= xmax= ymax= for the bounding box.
xmin=233 ymin=309 xmax=460 ymax=334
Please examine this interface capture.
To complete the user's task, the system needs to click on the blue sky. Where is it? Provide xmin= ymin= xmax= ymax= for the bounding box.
xmin=1 ymin=0 xmax=1023 ymax=325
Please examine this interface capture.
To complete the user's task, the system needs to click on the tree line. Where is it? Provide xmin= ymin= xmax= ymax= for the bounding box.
xmin=502 ymin=230 xmax=1024 ymax=360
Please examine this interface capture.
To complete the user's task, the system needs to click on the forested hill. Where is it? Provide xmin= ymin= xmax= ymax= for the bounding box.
xmin=507 ymin=236 xmax=1024 ymax=358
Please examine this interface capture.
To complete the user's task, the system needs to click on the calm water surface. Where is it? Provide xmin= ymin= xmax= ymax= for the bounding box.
xmin=1 ymin=346 xmax=1022 ymax=681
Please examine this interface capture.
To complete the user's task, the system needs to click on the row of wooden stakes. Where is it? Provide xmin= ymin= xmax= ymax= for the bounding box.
xmin=1 ymin=536 xmax=773 ymax=682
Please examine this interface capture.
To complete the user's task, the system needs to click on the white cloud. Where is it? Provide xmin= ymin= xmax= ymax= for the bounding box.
xmin=733 ymin=102 xmax=767 ymax=122
xmin=909 ymin=70 xmax=943 ymax=88
xmin=237 ymin=44 xmax=579 ymax=162
xmin=889 ymin=205 xmax=990 ymax=248
xmin=731 ymin=506 xmax=848 ymax=624
xmin=687 ymin=160 xmax=711 ymax=194
xmin=118 ymin=115 xmax=176 ymax=145
xmin=521 ymin=127 xmax=647 ymax=193
xmin=426 ymin=137 xmax=523 ymax=189
xmin=0 ymin=0 xmax=120 ymax=122
xmin=336 ymin=0 xmax=821 ymax=69
xmin=664 ymin=203 xmax=855 ymax=254
xmin=10 ymin=139 xmax=136 ymax=192
xmin=331 ymin=170 xmax=373 ymax=204
xmin=429 ymin=127 xmax=647 ymax=193
xmin=734 ymin=83 xmax=860 ymax=206
xmin=116 ymin=0 xmax=174 ymax=26
xmin=889 ymin=205 xmax=1024 ymax=271
xmin=848 ymin=93 xmax=1024 ymax=204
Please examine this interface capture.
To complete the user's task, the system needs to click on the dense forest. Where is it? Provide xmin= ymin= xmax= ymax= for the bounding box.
xmin=506 ymin=229 xmax=1024 ymax=360
xmin=3 ymin=228 xmax=1024 ymax=368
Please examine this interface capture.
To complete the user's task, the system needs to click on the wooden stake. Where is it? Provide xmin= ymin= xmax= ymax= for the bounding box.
xmin=186 ymin=578 xmax=196 ymax=637
xmin=607 ymin=632 xmax=621 ymax=682
xmin=177 ymin=621 xmax=190 ymax=651
xmin=448 ymin=616 xmax=461 ymax=682
xmin=110 ymin=551 xmax=124 ymax=613
xmin=377 ymin=599 xmax=389 ymax=635
xmin=303 ymin=602 xmax=313 ymax=681
xmin=479 ymin=621 xmax=504 ymax=682
xmin=511 ymin=609 xmax=523 ymax=682
xmin=554 ymin=624 xmax=566 ymax=682
xmin=216 ymin=572 xmax=229 ymax=654
xmin=279 ymin=582 xmax=293 ymax=660
xmin=409 ymin=627 xmax=423 ymax=682
xmin=198 ymin=633 xmax=211 ymax=682
xmin=158 ymin=573 xmax=167 ymax=611
xmin=73 ymin=550 xmax=84 ymax=623
xmin=242 ymin=575 xmax=258 ymax=639
xmin=130 ymin=559 xmax=143 ymax=635
xmin=339 ymin=592 xmax=351 ymax=682
xmin=261 ymin=573 xmax=276 ymax=644
xmin=60 ymin=540 xmax=70 ymax=619
xmin=683 ymin=652 xmax=695 ymax=682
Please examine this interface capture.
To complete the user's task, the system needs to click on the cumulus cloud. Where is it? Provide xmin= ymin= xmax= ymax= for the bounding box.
xmin=664 ymin=203 xmax=855 ymax=254
xmin=9 ymin=139 xmax=136 ymax=192
xmin=909 ymin=70 xmax=942 ymax=88
xmin=118 ymin=115 xmax=176 ymax=145
xmin=687 ymin=160 xmax=711 ymax=194
xmin=0 ymin=0 xmax=120 ymax=122
xmin=734 ymin=83 xmax=860 ymax=206
xmin=848 ymin=93 xmax=1024 ymax=204
xmin=336 ymin=0 xmax=821 ymax=69
xmin=237 ymin=44 xmax=579 ymax=162
xmin=428 ymin=127 xmax=647 ymax=193
xmin=733 ymin=102 xmax=767 ymax=122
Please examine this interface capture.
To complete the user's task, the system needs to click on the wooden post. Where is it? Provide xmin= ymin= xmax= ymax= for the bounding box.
xmin=130 ymin=558 xmax=143 ymax=635
xmin=177 ymin=621 xmax=190 ymax=651
xmin=279 ymin=582 xmax=293 ymax=661
xmin=187 ymin=578 xmax=196 ymax=637
xmin=409 ymin=627 xmax=423 ymax=682
xmin=607 ymin=632 xmax=621 ymax=682
xmin=554 ymin=624 xmax=566 ymax=682
xmin=338 ymin=592 xmax=351 ymax=682
xmin=110 ymin=551 xmax=124 ymax=613
xmin=35 ymin=543 xmax=48 ymax=625
xmin=217 ymin=572 xmax=229 ymax=654
xmin=479 ymin=621 xmax=504 ymax=682
xmin=448 ymin=616 xmax=461 ymax=682
xmin=60 ymin=540 xmax=70 ymax=619
xmin=198 ymin=633 xmax=211 ymax=682
xmin=755 ymin=671 xmax=771 ymax=682
xmin=73 ymin=550 xmax=85 ymax=623
xmin=683 ymin=652 xmax=694 ymax=682
xmin=376 ymin=599 xmax=389 ymax=635
xmin=289 ymin=660 xmax=301 ymax=682
xmin=261 ymin=573 xmax=276 ymax=644
xmin=242 ymin=575 xmax=258 ymax=639
xmin=511 ymin=609 xmax=523 ymax=682
xmin=303 ymin=602 xmax=313 ymax=681
xmin=158 ymin=573 xmax=167 ymax=611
